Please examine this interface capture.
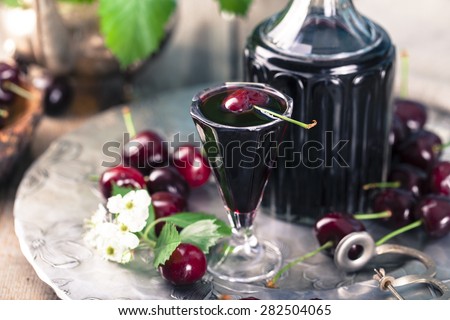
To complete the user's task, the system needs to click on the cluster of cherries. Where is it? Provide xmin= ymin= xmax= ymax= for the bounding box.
xmin=0 ymin=60 xmax=73 ymax=126
xmin=97 ymin=112 xmax=212 ymax=285
xmin=267 ymin=98 xmax=450 ymax=288
xmin=319 ymin=98 xmax=450 ymax=251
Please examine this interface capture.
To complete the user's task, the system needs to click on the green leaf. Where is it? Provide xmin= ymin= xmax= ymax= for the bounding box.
xmin=160 ymin=212 xmax=232 ymax=236
xmin=111 ymin=184 xmax=136 ymax=197
xmin=180 ymin=220 xmax=223 ymax=253
xmin=152 ymin=222 xmax=181 ymax=268
xmin=216 ymin=0 xmax=253 ymax=16
xmin=1 ymin=0 xmax=21 ymax=7
xmin=58 ymin=0 xmax=95 ymax=4
xmin=99 ymin=0 xmax=176 ymax=68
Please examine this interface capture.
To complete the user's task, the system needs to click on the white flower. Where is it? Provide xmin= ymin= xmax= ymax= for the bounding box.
xmin=86 ymin=222 xmax=140 ymax=264
xmin=106 ymin=189 xmax=151 ymax=232
xmin=91 ymin=204 xmax=108 ymax=225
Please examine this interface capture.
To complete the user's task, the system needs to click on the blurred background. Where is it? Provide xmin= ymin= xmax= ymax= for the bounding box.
xmin=0 ymin=0 xmax=449 ymax=156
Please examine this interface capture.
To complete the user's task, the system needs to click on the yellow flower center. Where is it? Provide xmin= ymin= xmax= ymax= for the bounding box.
xmin=125 ymin=201 xmax=134 ymax=210
xmin=106 ymin=246 xmax=115 ymax=256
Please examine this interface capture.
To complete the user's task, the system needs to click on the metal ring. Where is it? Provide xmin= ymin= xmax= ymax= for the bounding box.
xmin=334 ymin=231 xmax=376 ymax=272
xmin=375 ymin=244 xmax=437 ymax=280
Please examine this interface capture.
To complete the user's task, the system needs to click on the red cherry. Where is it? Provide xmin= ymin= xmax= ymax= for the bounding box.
xmin=158 ymin=243 xmax=207 ymax=285
xmin=172 ymin=145 xmax=211 ymax=188
xmin=413 ymin=195 xmax=450 ymax=238
xmin=388 ymin=164 xmax=428 ymax=197
xmin=146 ymin=167 xmax=190 ymax=198
xmin=397 ymin=130 xmax=442 ymax=171
xmin=371 ymin=188 xmax=416 ymax=228
xmin=99 ymin=165 xmax=146 ymax=199
xmin=122 ymin=130 xmax=168 ymax=175
xmin=314 ymin=212 xmax=366 ymax=257
xmin=222 ymin=88 xmax=269 ymax=113
xmin=152 ymin=191 xmax=187 ymax=235
xmin=394 ymin=98 xmax=427 ymax=133
xmin=429 ymin=161 xmax=450 ymax=196
xmin=0 ymin=62 xmax=20 ymax=104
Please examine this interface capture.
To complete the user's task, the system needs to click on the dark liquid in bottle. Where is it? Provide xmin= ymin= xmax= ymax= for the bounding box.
xmin=195 ymin=88 xmax=288 ymax=215
xmin=245 ymin=21 xmax=396 ymax=225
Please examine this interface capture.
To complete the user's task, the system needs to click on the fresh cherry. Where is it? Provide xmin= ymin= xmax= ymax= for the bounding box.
xmin=146 ymin=167 xmax=190 ymax=198
xmin=152 ymin=191 xmax=187 ymax=235
xmin=43 ymin=75 xmax=73 ymax=116
xmin=389 ymin=115 xmax=408 ymax=150
xmin=0 ymin=62 xmax=20 ymax=104
xmin=413 ymin=195 xmax=450 ymax=238
xmin=222 ymin=88 xmax=268 ymax=113
xmin=429 ymin=161 xmax=450 ymax=196
xmin=394 ymin=98 xmax=427 ymax=133
xmin=314 ymin=212 xmax=366 ymax=257
xmin=158 ymin=243 xmax=207 ymax=285
xmin=388 ymin=164 xmax=428 ymax=197
xmin=99 ymin=165 xmax=146 ymax=199
xmin=172 ymin=144 xmax=211 ymax=188
xmin=122 ymin=130 xmax=168 ymax=175
xmin=371 ymin=188 xmax=416 ymax=228
xmin=397 ymin=130 xmax=442 ymax=171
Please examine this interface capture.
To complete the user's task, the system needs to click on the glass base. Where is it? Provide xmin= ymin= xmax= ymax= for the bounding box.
xmin=207 ymin=236 xmax=282 ymax=283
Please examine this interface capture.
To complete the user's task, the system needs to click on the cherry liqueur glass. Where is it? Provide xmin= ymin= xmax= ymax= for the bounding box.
xmin=190 ymin=82 xmax=293 ymax=282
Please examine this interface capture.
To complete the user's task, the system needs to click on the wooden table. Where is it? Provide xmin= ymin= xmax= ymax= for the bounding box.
xmin=1 ymin=0 xmax=450 ymax=299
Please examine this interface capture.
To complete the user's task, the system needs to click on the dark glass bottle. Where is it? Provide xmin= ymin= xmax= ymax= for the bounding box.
xmin=244 ymin=0 xmax=396 ymax=225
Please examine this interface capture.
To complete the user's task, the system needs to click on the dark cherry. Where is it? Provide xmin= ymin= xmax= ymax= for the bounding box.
xmin=314 ymin=212 xmax=366 ymax=257
xmin=0 ymin=62 xmax=20 ymax=104
xmin=430 ymin=161 xmax=450 ymax=196
xmin=413 ymin=195 xmax=450 ymax=238
xmin=394 ymin=98 xmax=427 ymax=133
xmin=222 ymin=88 xmax=268 ymax=113
xmin=158 ymin=243 xmax=207 ymax=285
xmin=397 ymin=130 xmax=442 ymax=171
xmin=388 ymin=164 xmax=428 ymax=197
xmin=99 ymin=165 xmax=146 ymax=199
xmin=122 ymin=130 xmax=168 ymax=175
xmin=152 ymin=191 xmax=187 ymax=235
xmin=172 ymin=144 xmax=211 ymax=188
xmin=43 ymin=75 xmax=73 ymax=116
xmin=389 ymin=115 xmax=408 ymax=150
xmin=146 ymin=167 xmax=190 ymax=198
xmin=371 ymin=188 xmax=416 ymax=228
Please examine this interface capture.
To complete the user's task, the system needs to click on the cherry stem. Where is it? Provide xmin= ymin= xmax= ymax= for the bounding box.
xmin=353 ymin=210 xmax=392 ymax=220
xmin=375 ymin=219 xmax=422 ymax=246
xmin=122 ymin=106 xmax=136 ymax=137
xmin=0 ymin=108 xmax=9 ymax=118
xmin=252 ymin=105 xmax=317 ymax=129
xmin=400 ymin=50 xmax=409 ymax=98
xmin=363 ymin=181 xmax=401 ymax=190
xmin=2 ymin=81 xmax=33 ymax=100
xmin=266 ymin=240 xmax=333 ymax=288
xmin=433 ymin=141 xmax=450 ymax=153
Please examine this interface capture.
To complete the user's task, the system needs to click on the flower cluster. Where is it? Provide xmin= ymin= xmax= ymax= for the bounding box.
xmin=84 ymin=189 xmax=151 ymax=263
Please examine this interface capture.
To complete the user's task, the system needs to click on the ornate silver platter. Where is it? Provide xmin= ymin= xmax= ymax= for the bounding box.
xmin=14 ymin=84 xmax=450 ymax=300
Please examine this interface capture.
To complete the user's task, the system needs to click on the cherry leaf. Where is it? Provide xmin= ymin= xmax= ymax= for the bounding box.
xmin=99 ymin=0 xmax=176 ymax=68
xmin=216 ymin=0 xmax=253 ymax=16
xmin=159 ymin=212 xmax=231 ymax=236
xmin=152 ymin=222 xmax=181 ymax=269
xmin=179 ymin=220 xmax=223 ymax=253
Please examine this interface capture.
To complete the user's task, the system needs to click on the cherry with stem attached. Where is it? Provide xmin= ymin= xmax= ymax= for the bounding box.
xmin=266 ymin=211 xmax=391 ymax=288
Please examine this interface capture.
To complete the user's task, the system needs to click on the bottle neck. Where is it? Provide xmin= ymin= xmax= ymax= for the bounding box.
xmin=262 ymin=0 xmax=382 ymax=60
